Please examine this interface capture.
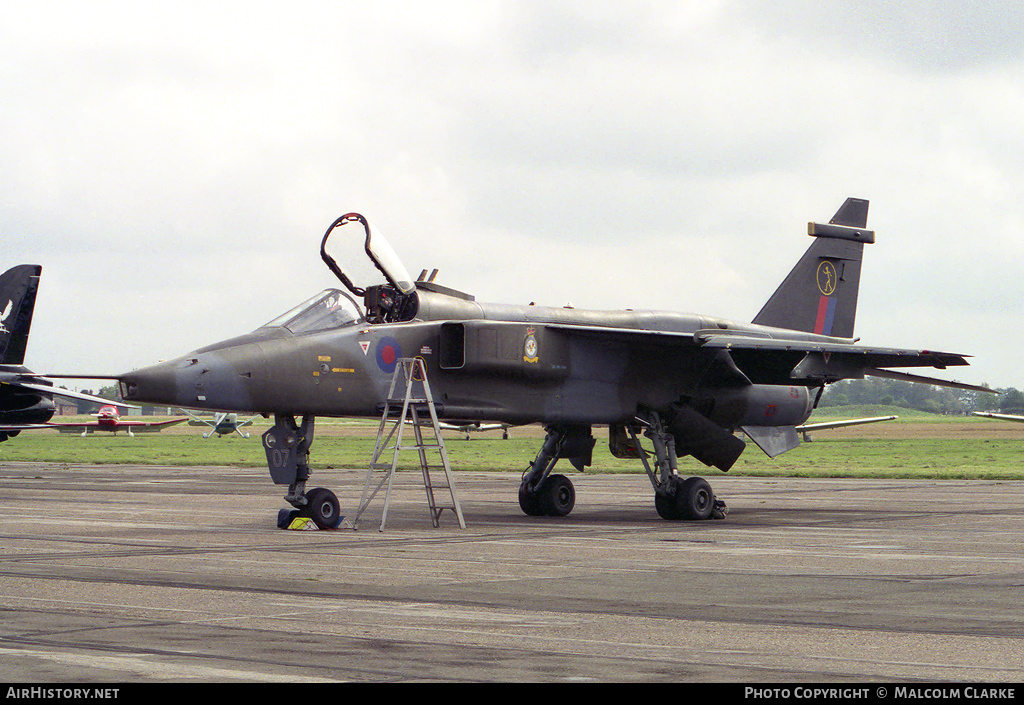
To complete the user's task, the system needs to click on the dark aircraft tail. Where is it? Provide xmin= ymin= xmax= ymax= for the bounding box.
xmin=752 ymin=198 xmax=874 ymax=339
xmin=0 ymin=265 xmax=42 ymax=366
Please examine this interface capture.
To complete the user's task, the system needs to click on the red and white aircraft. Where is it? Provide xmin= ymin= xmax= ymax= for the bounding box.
xmin=48 ymin=405 xmax=188 ymax=437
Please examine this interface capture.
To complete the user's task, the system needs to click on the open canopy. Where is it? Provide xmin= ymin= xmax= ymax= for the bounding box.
xmin=320 ymin=213 xmax=415 ymax=297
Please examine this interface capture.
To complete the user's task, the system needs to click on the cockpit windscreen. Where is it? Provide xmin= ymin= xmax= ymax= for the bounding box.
xmin=261 ymin=289 xmax=363 ymax=334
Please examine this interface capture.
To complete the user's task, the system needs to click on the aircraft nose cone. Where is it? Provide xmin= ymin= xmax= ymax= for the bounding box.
xmin=120 ymin=350 xmax=258 ymax=411
xmin=119 ymin=359 xmax=187 ymax=406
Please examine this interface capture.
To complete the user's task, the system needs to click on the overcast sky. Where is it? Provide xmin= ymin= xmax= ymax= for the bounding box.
xmin=3 ymin=1 xmax=1022 ymax=392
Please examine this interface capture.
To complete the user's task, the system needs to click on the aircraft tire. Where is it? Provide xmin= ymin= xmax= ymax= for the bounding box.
xmin=518 ymin=481 xmax=545 ymax=516
xmin=540 ymin=474 xmax=575 ymax=517
xmin=277 ymin=508 xmax=300 ymax=529
xmin=304 ymin=487 xmax=341 ymax=529
xmin=655 ymin=490 xmax=682 ymax=520
xmin=677 ymin=477 xmax=715 ymax=520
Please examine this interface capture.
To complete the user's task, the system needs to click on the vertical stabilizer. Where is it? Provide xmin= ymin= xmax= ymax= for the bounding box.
xmin=0 ymin=265 xmax=42 ymax=365
xmin=752 ymin=198 xmax=873 ymax=339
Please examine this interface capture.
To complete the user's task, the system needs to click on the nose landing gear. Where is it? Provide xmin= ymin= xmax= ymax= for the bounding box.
xmin=264 ymin=414 xmax=343 ymax=529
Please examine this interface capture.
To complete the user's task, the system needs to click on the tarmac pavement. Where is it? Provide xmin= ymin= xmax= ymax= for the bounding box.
xmin=1 ymin=462 xmax=1022 ymax=682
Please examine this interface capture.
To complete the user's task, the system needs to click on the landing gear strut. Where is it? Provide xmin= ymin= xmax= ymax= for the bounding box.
xmin=263 ymin=414 xmax=341 ymax=528
xmin=631 ymin=412 xmax=727 ymax=521
xmin=518 ymin=425 xmax=593 ymax=517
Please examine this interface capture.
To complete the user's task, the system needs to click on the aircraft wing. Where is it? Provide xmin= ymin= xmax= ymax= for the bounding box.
xmin=180 ymin=409 xmax=258 ymax=427
xmin=972 ymin=412 xmax=1024 ymax=422
xmin=0 ymin=424 xmax=57 ymax=432
xmin=112 ymin=418 xmax=188 ymax=430
xmin=694 ymin=332 xmax=973 ymax=369
xmin=796 ymin=415 xmax=898 ymax=432
xmin=49 ymin=422 xmax=103 ymax=433
xmin=1 ymin=378 xmax=137 ymax=409
xmin=708 ymin=337 xmax=989 ymax=391
xmin=438 ymin=421 xmax=511 ymax=431
xmin=47 ymin=418 xmax=188 ymax=433
xmin=545 ymin=324 xmax=985 ymax=391
xmin=180 ymin=408 xmax=216 ymax=427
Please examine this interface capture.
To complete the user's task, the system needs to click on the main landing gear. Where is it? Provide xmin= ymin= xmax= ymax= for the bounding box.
xmin=263 ymin=414 xmax=342 ymax=529
xmin=633 ymin=412 xmax=726 ymax=521
xmin=517 ymin=416 xmax=727 ymax=521
xmin=518 ymin=425 xmax=593 ymax=517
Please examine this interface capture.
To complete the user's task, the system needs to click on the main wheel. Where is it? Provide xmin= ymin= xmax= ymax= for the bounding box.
xmin=655 ymin=489 xmax=681 ymax=520
xmin=655 ymin=475 xmax=683 ymax=520
xmin=540 ymin=474 xmax=575 ymax=517
xmin=518 ymin=481 xmax=545 ymax=516
xmin=519 ymin=475 xmax=576 ymax=517
xmin=304 ymin=487 xmax=341 ymax=528
xmin=677 ymin=477 xmax=715 ymax=520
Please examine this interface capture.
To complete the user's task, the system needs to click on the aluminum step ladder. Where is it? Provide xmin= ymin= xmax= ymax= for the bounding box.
xmin=351 ymin=357 xmax=466 ymax=531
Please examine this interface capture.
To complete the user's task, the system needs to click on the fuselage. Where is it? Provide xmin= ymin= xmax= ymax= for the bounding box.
xmin=0 ymin=365 xmax=56 ymax=426
xmin=119 ymin=284 xmax=822 ymax=431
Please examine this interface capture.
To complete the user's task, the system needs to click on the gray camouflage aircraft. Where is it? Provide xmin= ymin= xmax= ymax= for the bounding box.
xmin=118 ymin=199 xmax=987 ymax=526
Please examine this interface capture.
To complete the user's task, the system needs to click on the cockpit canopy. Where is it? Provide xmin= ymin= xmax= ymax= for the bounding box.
xmin=261 ymin=289 xmax=363 ymax=334
xmin=320 ymin=213 xmax=418 ymax=323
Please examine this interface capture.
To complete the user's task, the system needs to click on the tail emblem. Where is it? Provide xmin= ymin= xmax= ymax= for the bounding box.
xmin=816 ymin=261 xmax=837 ymax=296
xmin=0 ymin=299 xmax=11 ymax=334
xmin=814 ymin=261 xmax=839 ymax=335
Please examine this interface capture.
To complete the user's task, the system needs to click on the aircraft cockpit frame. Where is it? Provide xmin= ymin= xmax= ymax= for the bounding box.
xmin=260 ymin=289 xmax=364 ymax=335
xmin=320 ymin=212 xmax=418 ymax=325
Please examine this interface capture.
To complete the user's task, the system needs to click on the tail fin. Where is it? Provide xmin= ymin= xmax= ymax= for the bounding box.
xmin=0 ymin=265 xmax=42 ymax=365
xmin=751 ymin=198 xmax=873 ymax=339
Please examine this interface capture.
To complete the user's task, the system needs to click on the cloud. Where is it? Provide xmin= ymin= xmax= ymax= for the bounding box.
xmin=1 ymin=1 xmax=1021 ymax=390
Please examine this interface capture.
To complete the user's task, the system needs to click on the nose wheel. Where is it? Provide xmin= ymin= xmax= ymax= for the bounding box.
xmin=277 ymin=487 xmax=342 ymax=529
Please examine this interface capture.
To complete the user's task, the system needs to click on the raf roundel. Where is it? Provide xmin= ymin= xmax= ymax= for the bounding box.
xmin=375 ymin=337 xmax=402 ymax=374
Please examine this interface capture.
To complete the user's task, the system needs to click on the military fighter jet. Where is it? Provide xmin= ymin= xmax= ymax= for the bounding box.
xmin=118 ymin=199 xmax=988 ymax=526
xmin=0 ymin=264 xmax=133 ymax=443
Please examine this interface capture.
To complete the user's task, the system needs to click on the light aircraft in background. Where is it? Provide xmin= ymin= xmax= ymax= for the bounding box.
xmin=182 ymin=409 xmax=258 ymax=438
xmin=49 ymin=405 xmax=187 ymax=436
xmin=0 ymin=265 xmax=135 ymax=443
xmin=407 ymin=419 xmax=513 ymax=439
xmin=434 ymin=420 xmax=513 ymax=440
xmin=118 ymin=199 xmax=990 ymax=527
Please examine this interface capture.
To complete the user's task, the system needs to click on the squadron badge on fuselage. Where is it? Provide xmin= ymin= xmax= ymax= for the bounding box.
xmin=524 ymin=327 xmax=539 ymax=363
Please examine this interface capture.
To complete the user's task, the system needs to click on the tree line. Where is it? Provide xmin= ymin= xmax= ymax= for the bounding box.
xmin=819 ymin=378 xmax=1023 ymax=415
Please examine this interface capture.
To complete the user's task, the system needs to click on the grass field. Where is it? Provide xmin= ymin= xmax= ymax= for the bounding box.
xmin=2 ymin=408 xmax=1022 ymax=479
